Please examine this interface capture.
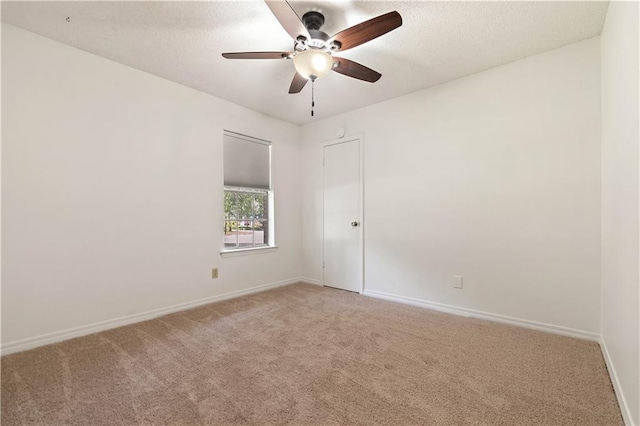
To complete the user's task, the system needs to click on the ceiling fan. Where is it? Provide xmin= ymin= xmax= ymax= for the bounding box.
xmin=222 ymin=1 xmax=402 ymax=96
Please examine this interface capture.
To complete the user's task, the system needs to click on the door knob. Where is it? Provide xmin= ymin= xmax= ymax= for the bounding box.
xmin=351 ymin=221 xmax=359 ymax=227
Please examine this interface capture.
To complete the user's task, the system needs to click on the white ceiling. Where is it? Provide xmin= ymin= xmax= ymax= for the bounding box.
xmin=2 ymin=1 xmax=609 ymax=125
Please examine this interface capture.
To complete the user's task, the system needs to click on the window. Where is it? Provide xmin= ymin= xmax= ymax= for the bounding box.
xmin=223 ymin=131 xmax=273 ymax=251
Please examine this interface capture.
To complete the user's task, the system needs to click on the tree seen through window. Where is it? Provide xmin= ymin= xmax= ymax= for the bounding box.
xmin=224 ymin=189 xmax=269 ymax=248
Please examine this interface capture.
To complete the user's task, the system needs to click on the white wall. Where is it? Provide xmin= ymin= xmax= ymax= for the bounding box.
xmin=601 ymin=2 xmax=640 ymax=424
xmin=1 ymin=24 xmax=302 ymax=348
xmin=301 ymin=38 xmax=602 ymax=335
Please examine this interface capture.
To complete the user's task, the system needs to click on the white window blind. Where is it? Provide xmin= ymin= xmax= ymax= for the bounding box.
xmin=223 ymin=131 xmax=271 ymax=189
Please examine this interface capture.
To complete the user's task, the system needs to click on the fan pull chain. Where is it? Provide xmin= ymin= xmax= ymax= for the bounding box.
xmin=311 ymin=79 xmax=315 ymax=117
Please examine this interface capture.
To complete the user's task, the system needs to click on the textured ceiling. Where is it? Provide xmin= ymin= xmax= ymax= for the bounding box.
xmin=2 ymin=1 xmax=609 ymax=125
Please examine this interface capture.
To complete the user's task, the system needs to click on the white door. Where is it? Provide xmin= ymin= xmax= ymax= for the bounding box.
xmin=323 ymin=137 xmax=362 ymax=293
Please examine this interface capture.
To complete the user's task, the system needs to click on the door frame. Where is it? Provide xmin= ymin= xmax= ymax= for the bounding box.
xmin=321 ymin=133 xmax=365 ymax=294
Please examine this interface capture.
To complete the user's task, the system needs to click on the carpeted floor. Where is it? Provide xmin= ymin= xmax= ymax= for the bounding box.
xmin=1 ymin=283 xmax=622 ymax=425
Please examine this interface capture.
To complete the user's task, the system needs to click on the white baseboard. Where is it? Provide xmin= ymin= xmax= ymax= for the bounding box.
xmin=600 ymin=337 xmax=635 ymax=426
xmin=300 ymin=277 xmax=322 ymax=286
xmin=1 ymin=277 xmax=301 ymax=356
xmin=363 ymin=289 xmax=600 ymax=342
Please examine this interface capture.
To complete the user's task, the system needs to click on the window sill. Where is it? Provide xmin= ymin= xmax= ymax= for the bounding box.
xmin=220 ymin=246 xmax=278 ymax=258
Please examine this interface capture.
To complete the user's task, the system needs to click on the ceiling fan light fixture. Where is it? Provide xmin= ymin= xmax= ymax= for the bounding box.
xmin=293 ymin=50 xmax=333 ymax=80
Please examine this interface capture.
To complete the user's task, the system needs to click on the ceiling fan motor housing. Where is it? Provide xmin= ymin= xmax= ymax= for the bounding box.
xmin=301 ymin=12 xmax=331 ymax=49
xmin=308 ymin=30 xmax=329 ymax=48
xmin=302 ymin=11 xmax=324 ymax=30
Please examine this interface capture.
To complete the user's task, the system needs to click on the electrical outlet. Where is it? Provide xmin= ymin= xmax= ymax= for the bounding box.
xmin=453 ymin=275 xmax=463 ymax=289
xmin=212 ymin=268 xmax=219 ymax=279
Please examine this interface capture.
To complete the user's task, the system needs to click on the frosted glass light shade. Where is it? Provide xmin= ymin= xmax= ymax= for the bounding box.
xmin=293 ymin=50 xmax=333 ymax=80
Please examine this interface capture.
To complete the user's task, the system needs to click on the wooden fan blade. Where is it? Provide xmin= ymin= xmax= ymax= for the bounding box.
xmin=328 ymin=11 xmax=402 ymax=52
xmin=332 ymin=57 xmax=381 ymax=82
xmin=222 ymin=52 xmax=292 ymax=59
xmin=289 ymin=72 xmax=308 ymax=93
xmin=265 ymin=1 xmax=310 ymax=41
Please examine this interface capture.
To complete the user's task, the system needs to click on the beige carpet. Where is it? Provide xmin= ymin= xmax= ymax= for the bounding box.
xmin=1 ymin=284 xmax=622 ymax=425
